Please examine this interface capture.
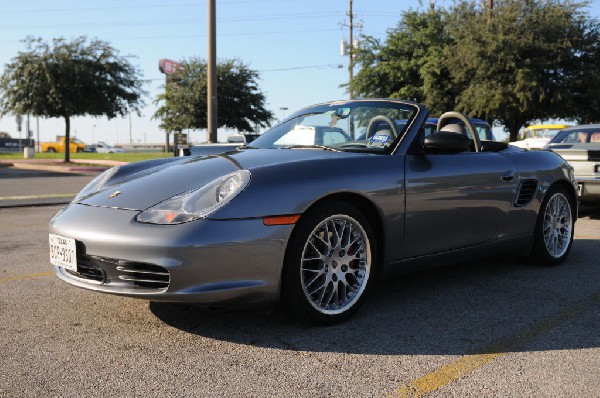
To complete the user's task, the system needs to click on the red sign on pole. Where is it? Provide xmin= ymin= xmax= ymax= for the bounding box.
xmin=159 ymin=59 xmax=184 ymax=75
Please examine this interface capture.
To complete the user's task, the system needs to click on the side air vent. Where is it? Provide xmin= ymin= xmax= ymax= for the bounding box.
xmin=70 ymin=254 xmax=170 ymax=290
xmin=514 ymin=179 xmax=538 ymax=207
xmin=115 ymin=262 xmax=170 ymax=289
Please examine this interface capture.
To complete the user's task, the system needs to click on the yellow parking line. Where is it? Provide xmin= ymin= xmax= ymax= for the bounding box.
xmin=0 ymin=271 xmax=54 ymax=283
xmin=391 ymin=292 xmax=600 ymax=397
xmin=0 ymin=193 xmax=75 ymax=201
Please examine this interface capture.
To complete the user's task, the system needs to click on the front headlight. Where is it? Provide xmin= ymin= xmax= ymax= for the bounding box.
xmin=136 ymin=170 xmax=251 ymax=225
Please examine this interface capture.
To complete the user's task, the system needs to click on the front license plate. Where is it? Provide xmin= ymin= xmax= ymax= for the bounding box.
xmin=577 ymin=183 xmax=583 ymax=196
xmin=49 ymin=234 xmax=77 ymax=271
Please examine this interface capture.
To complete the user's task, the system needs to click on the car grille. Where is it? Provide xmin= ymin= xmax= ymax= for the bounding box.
xmin=514 ymin=179 xmax=538 ymax=207
xmin=66 ymin=254 xmax=170 ymax=290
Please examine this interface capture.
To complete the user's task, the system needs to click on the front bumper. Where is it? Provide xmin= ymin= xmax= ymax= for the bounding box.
xmin=576 ymin=177 xmax=600 ymax=201
xmin=50 ymin=204 xmax=294 ymax=306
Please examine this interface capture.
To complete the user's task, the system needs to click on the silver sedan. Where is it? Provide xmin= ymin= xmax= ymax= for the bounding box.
xmin=49 ymin=99 xmax=578 ymax=324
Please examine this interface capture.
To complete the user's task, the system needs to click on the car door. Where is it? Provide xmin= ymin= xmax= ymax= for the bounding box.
xmin=403 ymin=146 xmax=517 ymax=258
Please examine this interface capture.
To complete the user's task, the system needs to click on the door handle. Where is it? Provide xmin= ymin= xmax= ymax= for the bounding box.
xmin=501 ymin=170 xmax=515 ymax=182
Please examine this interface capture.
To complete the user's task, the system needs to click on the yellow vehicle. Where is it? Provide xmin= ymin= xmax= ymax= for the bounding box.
xmin=511 ymin=124 xmax=571 ymax=150
xmin=41 ymin=136 xmax=86 ymax=153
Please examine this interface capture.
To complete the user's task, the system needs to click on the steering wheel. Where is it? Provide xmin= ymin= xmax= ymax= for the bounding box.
xmin=365 ymin=115 xmax=399 ymax=140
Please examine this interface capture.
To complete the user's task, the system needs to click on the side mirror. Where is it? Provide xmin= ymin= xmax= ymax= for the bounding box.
xmin=423 ymin=132 xmax=471 ymax=154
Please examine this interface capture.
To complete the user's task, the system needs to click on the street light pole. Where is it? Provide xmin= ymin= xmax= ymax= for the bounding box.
xmin=280 ymin=107 xmax=288 ymax=120
xmin=128 ymin=112 xmax=132 ymax=143
xmin=348 ymin=0 xmax=354 ymax=99
xmin=207 ymin=0 xmax=218 ymax=143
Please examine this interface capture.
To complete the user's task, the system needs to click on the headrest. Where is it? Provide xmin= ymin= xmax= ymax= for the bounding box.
xmin=439 ymin=123 xmax=464 ymax=135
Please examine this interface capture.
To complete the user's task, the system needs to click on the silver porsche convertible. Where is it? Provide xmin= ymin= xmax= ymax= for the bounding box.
xmin=49 ymin=99 xmax=578 ymax=324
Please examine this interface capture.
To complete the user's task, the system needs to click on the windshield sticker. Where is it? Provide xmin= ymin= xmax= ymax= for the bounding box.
xmin=370 ymin=134 xmax=390 ymax=143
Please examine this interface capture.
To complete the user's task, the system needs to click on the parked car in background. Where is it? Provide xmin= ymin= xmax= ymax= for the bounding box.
xmin=49 ymin=99 xmax=577 ymax=324
xmin=185 ymin=133 xmax=262 ymax=157
xmin=86 ymin=142 xmax=125 ymax=153
xmin=545 ymin=124 xmax=600 ymax=202
xmin=41 ymin=136 xmax=86 ymax=153
xmin=511 ymin=124 xmax=571 ymax=150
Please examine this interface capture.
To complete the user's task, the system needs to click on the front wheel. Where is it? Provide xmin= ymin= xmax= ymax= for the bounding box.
xmin=282 ymin=201 xmax=377 ymax=324
xmin=530 ymin=186 xmax=575 ymax=265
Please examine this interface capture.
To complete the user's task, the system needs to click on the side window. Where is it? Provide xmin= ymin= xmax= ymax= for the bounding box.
xmin=474 ymin=125 xmax=489 ymax=141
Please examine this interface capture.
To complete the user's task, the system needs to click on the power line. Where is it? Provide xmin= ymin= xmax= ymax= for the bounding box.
xmin=258 ymin=64 xmax=344 ymax=72
xmin=141 ymin=64 xmax=345 ymax=82
xmin=0 ymin=2 xmax=202 ymax=14
xmin=0 ymin=12 xmax=343 ymax=31
xmin=0 ymin=28 xmax=341 ymax=44
xmin=0 ymin=0 xmax=305 ymax=14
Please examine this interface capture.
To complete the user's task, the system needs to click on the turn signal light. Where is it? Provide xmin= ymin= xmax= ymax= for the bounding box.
xmin=263 ymin=215 xmax=301 ymax=226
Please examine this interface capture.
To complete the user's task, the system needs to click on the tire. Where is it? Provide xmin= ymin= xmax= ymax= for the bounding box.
xmin=530 ymin=185 xmax=575 ymax=265
xmin=76 ymin=148 xmax=83 ymax=153
xmin=282 ymin=201 xmax=377 ymax=324
xmin=47 ymin=148 xmax=56 ymax=153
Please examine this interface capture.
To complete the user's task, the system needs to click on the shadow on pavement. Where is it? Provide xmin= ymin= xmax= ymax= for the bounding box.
xmin=579 ymin=203 xmax=600 ymax=220
xmin=150 ymin=240 xmax=600 ymax=355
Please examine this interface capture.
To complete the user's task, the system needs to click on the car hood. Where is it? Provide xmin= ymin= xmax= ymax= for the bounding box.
xmin=78 ymin=149 xmax=366 ymax=211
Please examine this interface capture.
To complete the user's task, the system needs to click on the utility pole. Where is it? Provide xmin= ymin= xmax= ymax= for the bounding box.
xmin=348 ymin=0 xmax=354 ymax=99
xmin=207 ymin=0 xmax=218 ymax=143
xmin=342 ymin=0 xmax=361 ymax=99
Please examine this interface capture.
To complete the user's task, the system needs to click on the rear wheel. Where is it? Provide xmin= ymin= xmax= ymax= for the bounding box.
xmin=530 ymin=186 xmax=575 ymax=265
xmin=47 ymin=148 xmax=56 ymax=153
xmin=282 ymin=201 xmax=377 ymax=324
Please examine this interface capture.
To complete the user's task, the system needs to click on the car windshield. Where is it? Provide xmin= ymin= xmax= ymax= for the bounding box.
xmin=551 ymin=128 xmax=600 ymax=144
xmin=250 ymin=101 xmax=418 ymax=154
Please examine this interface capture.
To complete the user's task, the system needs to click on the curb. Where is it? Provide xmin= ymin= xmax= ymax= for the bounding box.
xmin=0 ymin=159 xmax=127 ymax=174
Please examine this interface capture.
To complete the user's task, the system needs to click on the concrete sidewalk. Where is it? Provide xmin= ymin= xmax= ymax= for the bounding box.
xmin=0 ymin=159 xmax=122 ymax=208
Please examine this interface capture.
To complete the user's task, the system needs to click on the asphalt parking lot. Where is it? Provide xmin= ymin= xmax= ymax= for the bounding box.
xmin=1 ymin=171 xmax=599 ymax=397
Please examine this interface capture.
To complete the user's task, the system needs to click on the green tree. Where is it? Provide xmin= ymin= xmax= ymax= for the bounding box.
xmin=0 ymin=36 xmax=145 ymax=162
xmin=154 ymin=58 xmax=273 ymax=139
xmin=349 ymin=5 xmax=454 ymax=115
xmin=446 ymin=0 xmax=600 ymax=141
xmin=350 ymin=1 xmax=600 ymax=141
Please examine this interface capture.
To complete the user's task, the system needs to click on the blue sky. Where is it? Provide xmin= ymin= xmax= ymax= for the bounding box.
xmin=1 ymin=0 xmax=599 ymax=144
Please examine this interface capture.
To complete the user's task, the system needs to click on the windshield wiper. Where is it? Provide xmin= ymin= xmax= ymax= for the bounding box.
xmin=281 ymin=144 xmax=339 ymax=152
